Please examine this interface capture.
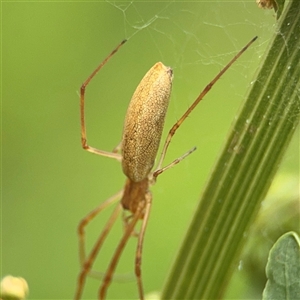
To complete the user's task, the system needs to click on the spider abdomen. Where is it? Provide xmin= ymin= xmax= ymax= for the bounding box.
xmin=122 ymin=62 xmax=173 ymax=182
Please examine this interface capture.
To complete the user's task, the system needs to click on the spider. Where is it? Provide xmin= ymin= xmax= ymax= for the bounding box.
xmin=74 ymin=36 xmax=257 ymax=300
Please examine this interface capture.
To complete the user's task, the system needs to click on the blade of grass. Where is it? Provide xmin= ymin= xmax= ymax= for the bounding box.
xmin=162 ymin=0 xmax=300 ymax=299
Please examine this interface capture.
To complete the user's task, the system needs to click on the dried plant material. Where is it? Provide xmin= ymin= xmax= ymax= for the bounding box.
xmin=256 ymin=0 xmax=276 ymax=9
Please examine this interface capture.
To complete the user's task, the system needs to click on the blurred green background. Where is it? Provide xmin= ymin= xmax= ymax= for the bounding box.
xmin=2 ymin=1 xmax=298 ymax=299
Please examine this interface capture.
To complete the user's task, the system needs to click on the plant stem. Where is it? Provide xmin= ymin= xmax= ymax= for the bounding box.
xmin=161 ymin=1 xmax=300 ymax=299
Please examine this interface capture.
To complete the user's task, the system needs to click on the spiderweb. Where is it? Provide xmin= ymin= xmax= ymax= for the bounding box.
xmin=103 ymin=1 xmax=275 ymax=122
xmin=82 ymin=2 xmax=287 ymax=299
xmin=106 ymin=1 xmax=273 ymax=64
xmin=101 ymin=1 xmax=277 ymax=156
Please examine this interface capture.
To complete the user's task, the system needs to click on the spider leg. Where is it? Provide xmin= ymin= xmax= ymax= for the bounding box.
xmin=135 ymin=191 xmax=152 ymax=300
xmin=112 ymin=140 xmax=122 ymax=153
xmin=99 ymin=203 xmax=144 ymax=300
xmin=156 ymin=36 xmax=258 ymax=170
xmin=75 ymin=190 xmax=123 ymax=300
xmin=153 ymin=146 xmax=196 ymax=178
xmin=78 ymin=189 xmax=123 ymax=265
xmin=80 ymin=40 xmax=126 ymax=161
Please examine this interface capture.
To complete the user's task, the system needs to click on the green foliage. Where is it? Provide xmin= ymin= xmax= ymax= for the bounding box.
xmin=162 ymin=0 xmax=300 ymax=299
xmin=240 ymin=174 xmax=300 ymax=294
xmin=274 ymin=0 xmax=286 ymax=20
xmin=262 ymin=232 xmax=300 ymax=300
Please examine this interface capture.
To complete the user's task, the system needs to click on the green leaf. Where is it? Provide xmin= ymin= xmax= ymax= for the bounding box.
xmin=161 ymin=0 xmax=300 ymax=299
xmin=274 ymin=0 xmax=286 ymax=20
xmin=262 ymin=232 xmax=300 ymax=300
